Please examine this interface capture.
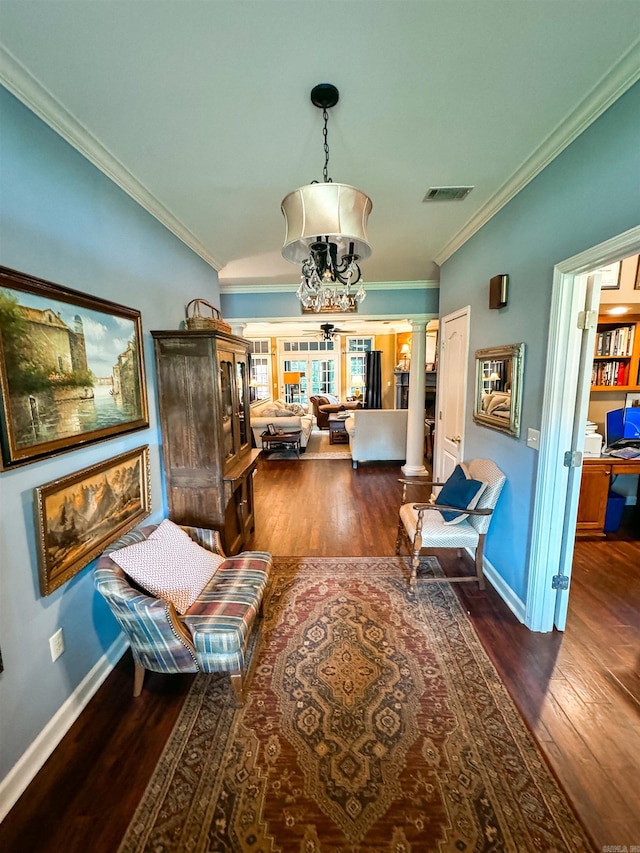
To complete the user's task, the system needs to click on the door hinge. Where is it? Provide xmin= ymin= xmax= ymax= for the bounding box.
xmin=577 ymin=310 xmax=598 ymax=331
xmin=552 ymin=574 xmax=570 ymax=591
xmin=563 ymin=450 xmax=582 ymax=468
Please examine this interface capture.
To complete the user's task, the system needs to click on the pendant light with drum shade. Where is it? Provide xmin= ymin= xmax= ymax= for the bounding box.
xmin=281 ymin=84 xmax=373 ymax=313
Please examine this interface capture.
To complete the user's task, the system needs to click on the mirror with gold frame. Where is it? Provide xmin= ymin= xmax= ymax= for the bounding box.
xmin=473 ymin=343 xmax=525 ymax=437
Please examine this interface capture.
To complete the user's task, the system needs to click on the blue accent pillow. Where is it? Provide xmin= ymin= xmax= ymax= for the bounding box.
xmin=434 ymin=465 xmax=486 ymax=524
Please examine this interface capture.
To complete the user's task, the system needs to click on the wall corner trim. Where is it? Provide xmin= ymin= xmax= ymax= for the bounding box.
xmin=0 ymin=45 xmax=222 ymax=272
xmin=434 ymin=41 xmax=640 ymax=266
xmin=473 ymin=550 xmax=527 ymax=626
xmin=0 ymin=634 xmax=128 ymax=822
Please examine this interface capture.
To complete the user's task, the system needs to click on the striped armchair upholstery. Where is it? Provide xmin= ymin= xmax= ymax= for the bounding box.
xmin=94 ymin=524 xmax=271 ymax=705
xmin=395 ymin=459 xmax=506 ymax=588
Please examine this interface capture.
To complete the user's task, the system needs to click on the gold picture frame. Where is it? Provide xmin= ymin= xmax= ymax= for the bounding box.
xmin=35 ymin=445 xmax=151 ymax=595
xmin=0 ymin=266 xmax=149 ymax=469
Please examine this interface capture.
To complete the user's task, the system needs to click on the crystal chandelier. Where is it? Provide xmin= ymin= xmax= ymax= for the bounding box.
xmin=281 ymin=84 xmax=373 ymax=314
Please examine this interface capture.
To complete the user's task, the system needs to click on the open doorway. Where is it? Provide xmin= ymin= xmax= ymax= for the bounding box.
xmin=576 ymin=253 xmax=640 ymax=539
xmin=526 ymin=226 xmax=640 ymax=633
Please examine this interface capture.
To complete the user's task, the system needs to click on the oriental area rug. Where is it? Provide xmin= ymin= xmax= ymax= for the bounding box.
xmin=119 ymin=557 xmax=594 ymax=853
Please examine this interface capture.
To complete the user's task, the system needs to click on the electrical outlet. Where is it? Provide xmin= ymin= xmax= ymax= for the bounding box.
xmin=49 ymin=628 xmax=64 ymax=662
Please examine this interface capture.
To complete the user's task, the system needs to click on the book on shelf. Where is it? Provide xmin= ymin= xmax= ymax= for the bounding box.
xmin=594 ymin=324 xmax=634 ymax=357
xmin=591 ymin=360 xmax=630 ymax=386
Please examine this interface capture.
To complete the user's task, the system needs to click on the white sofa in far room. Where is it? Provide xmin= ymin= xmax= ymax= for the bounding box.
xmin=344 ymin=409 xmax=408 ymax=468
xmin=249 ymin=399 xmax=314 ymax=449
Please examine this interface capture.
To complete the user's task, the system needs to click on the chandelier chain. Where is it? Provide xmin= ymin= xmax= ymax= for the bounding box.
xmin=322 ymin=108 xmax=332 ymax=183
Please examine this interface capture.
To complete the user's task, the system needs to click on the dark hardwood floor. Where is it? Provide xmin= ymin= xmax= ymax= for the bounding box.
xmin=1 ymin=455 xmax=639 ymax=851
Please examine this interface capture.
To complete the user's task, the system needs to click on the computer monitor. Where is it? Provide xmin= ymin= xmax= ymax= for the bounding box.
xmin=624 ymin=406 xmax=640 ymax=437
xmin=605 ymin=407 xmax=640 ymax=447
xmin=605 ymin=408 xmax=624 ymax=447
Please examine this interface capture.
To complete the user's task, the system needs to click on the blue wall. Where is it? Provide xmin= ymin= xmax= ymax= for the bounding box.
xmin=439 ymin=81 xmax=640 ymax=602
xmin=0 ymin=87 xmax=219 ymax=785
xmin=221 ymin=286 xmax=439 ymax=321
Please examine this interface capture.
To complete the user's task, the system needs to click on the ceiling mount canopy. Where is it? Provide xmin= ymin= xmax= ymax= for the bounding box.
xmin=281 ymin=83 xmax=372 ymax=314
xmin=310 ymin=82 xmax=339 ymax=111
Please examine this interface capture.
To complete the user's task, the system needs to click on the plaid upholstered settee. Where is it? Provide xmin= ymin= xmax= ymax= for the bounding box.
xmin=94 ymin=523 xmax=271 ymax=705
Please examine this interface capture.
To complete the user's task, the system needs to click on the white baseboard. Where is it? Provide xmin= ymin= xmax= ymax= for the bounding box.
xmin=0 ymin=634 xmax=128 ymax=823
xmin=467 ymin=548 xmax=527 ymax=624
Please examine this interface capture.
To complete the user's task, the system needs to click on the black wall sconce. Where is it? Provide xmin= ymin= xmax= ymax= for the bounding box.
xmin=489 ymin=274 xmax=509 ymax=309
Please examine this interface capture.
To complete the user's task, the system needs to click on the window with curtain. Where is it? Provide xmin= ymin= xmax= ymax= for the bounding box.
xmin=346 ymin=337 xmax=373 ymax=398
xmin=248 ymin=340 xmax=271 ymax=401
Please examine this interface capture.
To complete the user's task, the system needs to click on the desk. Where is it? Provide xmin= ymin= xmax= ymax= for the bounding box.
xmin=576 ymin=456 xmax=640 ymax=537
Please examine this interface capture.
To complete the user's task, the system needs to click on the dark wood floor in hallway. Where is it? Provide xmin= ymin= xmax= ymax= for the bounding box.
xmin=1 ymin=456 xmax=638 ymax=851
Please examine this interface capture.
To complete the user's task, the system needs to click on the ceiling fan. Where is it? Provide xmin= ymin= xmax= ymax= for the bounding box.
xmin=305 ymin=322 xmax=356 ymax=341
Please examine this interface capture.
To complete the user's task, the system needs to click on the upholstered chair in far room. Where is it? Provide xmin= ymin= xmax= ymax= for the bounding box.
xmin=94 ymin=522 xmax=271 ymax=706
xmin=396 ymin=459 xmax=506 ymax=588
xmin=309 ymin=394 xmax=363 ymax=430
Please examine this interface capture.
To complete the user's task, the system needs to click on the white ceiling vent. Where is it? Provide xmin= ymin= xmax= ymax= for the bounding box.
xmin=423 ymin=186 xmax=474 ymax=202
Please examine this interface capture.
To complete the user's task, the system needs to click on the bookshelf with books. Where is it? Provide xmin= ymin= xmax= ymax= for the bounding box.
xmin=591 ymin=314 xmax=640 ymax=391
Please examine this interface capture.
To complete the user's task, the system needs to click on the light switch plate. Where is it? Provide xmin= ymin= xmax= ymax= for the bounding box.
xmin=526 ymin=428 xmax=540 ymax=451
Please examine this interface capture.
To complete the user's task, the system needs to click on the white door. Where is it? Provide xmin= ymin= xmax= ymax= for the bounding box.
xmin=436 ymin=307 xmax=470 ymax=482
xmin=278 ymin=351 xmax=339 ymax=404
xmin=553 ymin=274 xmax=601 ymax=629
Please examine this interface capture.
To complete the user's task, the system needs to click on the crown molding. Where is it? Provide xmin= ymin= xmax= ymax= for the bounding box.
xmin=434 ymin=39 xmax=640 ymax=266
xmin=220 ymin=279 xmax=439 ymax=294
xmin=226 ymin=311 xmax=437 ymax=328
xmin=0 ymin=45 xmax=223 ymax=272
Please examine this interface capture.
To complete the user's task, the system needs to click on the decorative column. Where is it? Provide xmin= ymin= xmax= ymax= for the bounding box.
xmin=402 ymin=320 xmax=428 ymax=477
xmin=231 ymin=323 xmax=247 ymax=337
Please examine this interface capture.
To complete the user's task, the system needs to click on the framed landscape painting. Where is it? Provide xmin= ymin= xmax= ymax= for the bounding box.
xmin=35 ymin=445 xmax=151 ymax=595
xmin=0 ymin=266 xmax=149 ymax=469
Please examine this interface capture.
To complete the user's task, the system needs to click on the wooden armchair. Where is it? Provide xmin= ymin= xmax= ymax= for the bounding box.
xmin=396 ymin=459 xmax=506 ymax=588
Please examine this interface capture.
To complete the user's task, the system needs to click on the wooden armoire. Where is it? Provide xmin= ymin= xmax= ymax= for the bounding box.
xmin=151 ymin=329 xmax=260 ymax=554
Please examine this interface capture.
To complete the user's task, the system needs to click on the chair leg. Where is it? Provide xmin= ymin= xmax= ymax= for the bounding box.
xmin=409 ymin=530 xmax=423 ymax=588
xmin=395 ymin=519 xmax=405 ymax=555
xmin=409 ymin=514 xmax=425 ymax=588
xmin=229 ymin=671 xmax=244 ymax=707
xmin=133 ymin=661 xmax=145 ymax=697
xmin=475 ymin=535 xmax=486 ymax=590
xmin=410 ymin=550 xmax=420 ymax=588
